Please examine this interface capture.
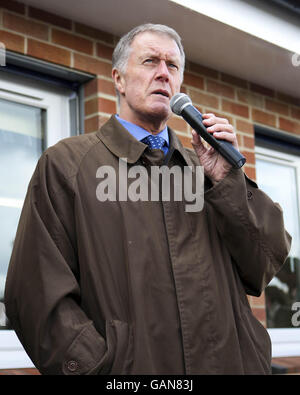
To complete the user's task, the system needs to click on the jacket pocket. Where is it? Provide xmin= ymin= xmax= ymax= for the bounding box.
xmin=105 ymin=320 xmax=134 ymax=375
xmin=63 ymin=321 xmax=108 ymax=375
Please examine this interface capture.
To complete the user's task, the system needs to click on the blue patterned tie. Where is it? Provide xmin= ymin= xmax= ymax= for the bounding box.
xmin=142 ymin=135 xmax=166 ymax=151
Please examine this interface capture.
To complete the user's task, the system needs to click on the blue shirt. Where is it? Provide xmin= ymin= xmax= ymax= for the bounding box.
xmin=115 ymin=114 xmax=169 ymax=156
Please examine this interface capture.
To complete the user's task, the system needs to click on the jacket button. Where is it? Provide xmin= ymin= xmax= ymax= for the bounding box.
xmin=247 ymin=191 xmax=253 ymax=200
xmin=67 ymin=360 xmax=78 ymax=372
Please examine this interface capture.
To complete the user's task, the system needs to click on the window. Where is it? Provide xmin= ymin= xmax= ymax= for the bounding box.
xmin=0 ymin=70 xmax=81 ymax=368
xmin=0 ymin=97 xmax=45 ymax=316
xmin=255 ymin=144 xmax=300 ymax=357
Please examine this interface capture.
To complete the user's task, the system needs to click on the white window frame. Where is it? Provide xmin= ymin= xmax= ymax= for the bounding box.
xmin=0 ymin=71 xmax=74 ymax=369
xmin=255 ymin=145 xmax=300 ymax=358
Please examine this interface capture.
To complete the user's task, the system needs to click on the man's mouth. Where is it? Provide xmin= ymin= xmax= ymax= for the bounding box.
xmin=151 ymin=90 xmax=170 ymax=98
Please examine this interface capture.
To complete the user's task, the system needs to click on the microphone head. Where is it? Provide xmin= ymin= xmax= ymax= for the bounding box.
xmin=170 ymin=93 xmax=192 ymax=115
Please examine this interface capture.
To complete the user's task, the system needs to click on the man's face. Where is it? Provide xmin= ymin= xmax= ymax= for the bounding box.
xmin=114 ymin=32 xmax=183 ymax=127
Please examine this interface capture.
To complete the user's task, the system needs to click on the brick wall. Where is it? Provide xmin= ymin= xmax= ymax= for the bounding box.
xmin=0 ymin=0 xmax=300 ymax=374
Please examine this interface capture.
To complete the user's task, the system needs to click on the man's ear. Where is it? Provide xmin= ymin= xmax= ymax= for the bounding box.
xmin=112 ymin=68 xmax=125 ymax=95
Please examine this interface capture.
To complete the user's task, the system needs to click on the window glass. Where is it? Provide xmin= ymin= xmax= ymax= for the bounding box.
xmin=0 ymin=98 xmax=44 ymax=328
xmin=256 ymin=156 xmax=300 ymax=328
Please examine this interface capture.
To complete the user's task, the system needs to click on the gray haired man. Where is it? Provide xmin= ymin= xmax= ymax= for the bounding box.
xmin=5 ymin=24 xmax=290 ymax=375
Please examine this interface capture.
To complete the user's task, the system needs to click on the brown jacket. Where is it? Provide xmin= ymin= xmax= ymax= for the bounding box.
xmin=5 ymin=115 xmax=291 ymax=375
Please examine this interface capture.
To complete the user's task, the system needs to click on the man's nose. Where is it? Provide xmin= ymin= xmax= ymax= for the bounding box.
xmin=155 ymin=60 xmax=169 ymax=81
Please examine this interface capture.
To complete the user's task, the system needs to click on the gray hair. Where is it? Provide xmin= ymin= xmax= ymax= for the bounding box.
xmin=112 ymin=23 xmax=185 ymax=85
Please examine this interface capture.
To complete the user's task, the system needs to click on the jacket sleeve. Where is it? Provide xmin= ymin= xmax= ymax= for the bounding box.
xmin=4 ymin=150 xmax=110 ymax=375
xmin=205 ymin=167 xmax=292 ymax=296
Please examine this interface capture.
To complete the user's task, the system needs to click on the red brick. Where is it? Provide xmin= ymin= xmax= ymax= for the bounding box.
xmin=265 ymin=98 xmax=289 ymax=116
xmin=52 ymin=28 xmax=93 ymax=55
xmin=85 ymin=115 xmax=99 ymax=133
xmin=252 ymin=109 xmax=276 ymax=127
xmin=98 ymin=97 xmax=116 ymax=114
xmin=279 ymin=117 xmax=300 ymax=135
xmin=244 ymin=166 xmax=256 ymax=181
xmin=222 ymin=100 xmax=249 ymax=118
xmin=249 ymin=293 xmax=266 ymax=308
xmin=27 ymin=39 xmax=71 ymax=67
xmin=167 ymin=115 xmax=188 ymax=133
xmin=74 ymin=23 xmax=115 ymax=44
xmin=276 ymin=92 xmax=300 ymax=107
xmin=0 ymin=368 xmax=40 ymax=375
xmin=84 ymin=115 xmax=109 ymax=133
xmin=220 ymin=73 xmax=248 ymax=89
xmin=236 ymin=119 xmax=254 ymax=135
xmin=182 ymin=72 xmax=204 ymax=90
xmin=74 ymin=53 xmax=111 ymax=77
xmin=0 ymin=0 xmax=25 ymax=14
xmin=96 ymin=42 xmax=114 ymax=61
xmin=237 ymin=90 xmax=264 ymax=108
xmin=251 ymin=307 xmax=266 ymax=324
xmin=243 ymin=135 xmax=255 ymax=150
xmin=241 ymin=150 xmax=255 ymax=165
xmin=291 ymin=107 xmax=300 ymax=120
xmin=28 ymin=6 xmax=72 ymax=30
xmin=84 ymin=97 xmax=98 ymax=115
xmin=98 ymin=115 xmax=110 ymax=129
xmin=0 ymin=29 xmax=24 ymax=53
xmin=84 ymin=78 xmax=98 ymax=97
xmin=206 ymin=79 xmax=235 ymax=99
xmin=271 ymin=357 xmax=300 ymax=374
xmin=189 ymin=89 xmax=219 ymax=109
xmin=187 ymin=61 xmax=219 ymax=79
xmin=85 ymin=78 xmax=116 ymax=98
xmin=178 ymin=134 xmax=193 ymax=149
xmin=84 ymin=97 xmax=116 ymax=116
xmin=236 ymin=133 xmax=243 ymax=147
xmin=249 ymin=82 xmax=275 ymax=98
xmin=98 ymin=79 xmax=116 ymax=97
xmin=3 ymin=11 xmax=48 ymax=41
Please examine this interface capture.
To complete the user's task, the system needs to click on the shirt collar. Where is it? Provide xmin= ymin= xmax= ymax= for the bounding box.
xmin=97 ymin=115 xmax=193 ymax=168
xmin=115 ymin=114 xmax=169 ymax=147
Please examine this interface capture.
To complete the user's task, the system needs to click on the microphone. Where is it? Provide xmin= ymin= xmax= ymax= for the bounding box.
xmin=170 ymin=93 xmax=246 ymax=169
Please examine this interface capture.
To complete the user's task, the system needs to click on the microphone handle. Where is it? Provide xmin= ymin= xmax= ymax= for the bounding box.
xmin=181 ymin=105 xmax=246 ymax=169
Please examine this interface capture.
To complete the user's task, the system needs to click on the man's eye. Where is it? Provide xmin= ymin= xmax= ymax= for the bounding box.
xmin=169 ymin=63 xmax=178 ymax=70
xmin=144 ymin=59 xmax=153 ymax=64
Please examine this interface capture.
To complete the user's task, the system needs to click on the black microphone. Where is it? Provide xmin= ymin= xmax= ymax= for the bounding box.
xmin=170 ymin=93 xmax=246 ymax=169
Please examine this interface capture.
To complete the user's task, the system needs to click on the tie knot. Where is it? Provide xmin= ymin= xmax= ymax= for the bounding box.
xmin=142 ymin=135 xmax=166 ymax=151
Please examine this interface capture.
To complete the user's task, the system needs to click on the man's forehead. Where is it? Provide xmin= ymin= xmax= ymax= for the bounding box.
xmin=131 ymin=32 xmax=181 ymax=57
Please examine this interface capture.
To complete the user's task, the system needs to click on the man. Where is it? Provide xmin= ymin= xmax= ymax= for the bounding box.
xmin=5 ymin=24 xmax=291 ymax=375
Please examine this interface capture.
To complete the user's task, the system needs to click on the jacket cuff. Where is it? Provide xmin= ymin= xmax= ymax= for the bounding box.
xmin=204 ymin=167 xmax=254 ymax=201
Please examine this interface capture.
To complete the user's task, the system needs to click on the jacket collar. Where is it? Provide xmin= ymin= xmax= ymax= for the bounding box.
xmin=97 ymin=115 xmax=194 ymax=167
